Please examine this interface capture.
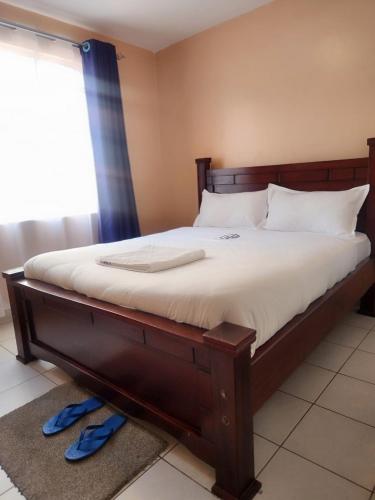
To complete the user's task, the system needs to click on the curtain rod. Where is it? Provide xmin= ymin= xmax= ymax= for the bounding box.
xmin=0 ymin=18 xmax=125 ymax=59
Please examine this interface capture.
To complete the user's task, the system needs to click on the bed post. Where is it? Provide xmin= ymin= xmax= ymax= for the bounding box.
xmin=359 ymin=137 xmax=375 ymax=316
xmin=203 ymin=323 xmax=261 ymax=500
xmin=195 ymin=157 xmax=211 ymax=206
xmin=2 ymin=268 xmax=34 ymax=364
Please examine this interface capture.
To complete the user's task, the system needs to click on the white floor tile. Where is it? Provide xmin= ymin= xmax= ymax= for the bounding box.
xmin=253 ymin=435 xmax=278 ymax=476
xmin=344 ymin=312 xmax=375 ymax=330
xmin=43 ymin=367 xmax=72 ymax=385
xmin=0 ymin=347 xmax=14 ymax=364
xmin=0 ymin=338 xmax=17 ymax=356
xmin=162 ymin=436 xmax=278 ymax=489
xmin=0 ymin=375 xmax=55 ymax=417
xmin=0 ymin=468 xmax=14 ymax=496
xmin=116 ymin=459 xmax=216 ymax=499
xmin=280 ymin=363 xmax=334 ymax=402
xmin=258 ymin=448 xmax=369 ymax=500
xmin=358 ymin=330 xmax=375 ymax=354
xmin=1 ymin=318 xmax=372 ymax=500
xmin=306 ymin=341 xmax=353 ymax=372
xmin=0 ymin=488 xmax=25 ymax=499
xmin=340 ymin=350 xmax=375 ymax=384
xmin=284 ymin=406 xmax=375 ymax=490
xmin=326 ymin=323 xmax=369 ymax=349
xmin=0 ymin=323 xmax=14 ymax=343
xmin=113 ymin=457 xmax=161 ymax=498
xmin=28 ymin=359 xmax=55 ymax=373
xmin=253 ymin=391 xmax=311 ymax=444
xmin=317 ymin=374 xmax=375 ymax=427
xmin=164 ymin=444 xmax=215 ymax=490
xmin=0 ymin=357 xmax=39 ymax=393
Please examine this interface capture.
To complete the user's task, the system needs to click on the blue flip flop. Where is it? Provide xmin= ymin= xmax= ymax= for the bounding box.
xmin=64 ymin=414 xmax=127 ymax=461
xmin=42 ymin=397 xmax=104 ymax=436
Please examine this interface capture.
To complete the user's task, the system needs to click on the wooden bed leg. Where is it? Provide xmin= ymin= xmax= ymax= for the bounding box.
xmin=3 ymin=268 xmax=34 ymax=364
xmin=203 ymin=323 xmax=261 ymax=500
xmin=359 ymin=284 xmax=375 ymax=317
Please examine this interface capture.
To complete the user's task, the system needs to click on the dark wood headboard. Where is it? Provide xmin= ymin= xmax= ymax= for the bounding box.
xmin=196 ymin=138 xmax=375 ymax=254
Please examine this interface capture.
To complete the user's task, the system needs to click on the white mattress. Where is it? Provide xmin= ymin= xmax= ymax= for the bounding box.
xmin=24 ymin=227 xmax=370 ymax=354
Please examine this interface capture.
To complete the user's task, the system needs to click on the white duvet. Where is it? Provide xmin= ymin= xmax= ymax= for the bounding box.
xmin=24 ymin=227 xmax=370 ymax=353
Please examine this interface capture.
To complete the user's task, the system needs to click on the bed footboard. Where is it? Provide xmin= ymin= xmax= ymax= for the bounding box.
xmin=3 ymin=268 xmax=260 ymax=500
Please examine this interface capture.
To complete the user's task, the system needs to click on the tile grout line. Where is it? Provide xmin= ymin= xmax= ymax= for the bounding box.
xmin=255 ymin=404 xmax=372 ymax=493
xmin=253 ymin=432 xmax=279 ymax=447
xmin=279 ymin=447 xmax=373 ymax=493
xmin=310 ymin=368 xmax=338 ymax=403
xmin=335 ymin=320 xmax=375 ymax=380
xmin=113 ymin=457 xmax=162 ymax=498
xmin=278 ymin=403 xmax=313 ymax=449
xmin=254 ymin=395 xmax=315 ymax=479
xmin=2 ymin=316 xmax=374 ymax=498
xmin=323 ymin=324 xmax=371 ymax=350
xmin=254 ymin=442 xmax=281 ymax=480
xmin=161 ymin=441 xmax=178 ymax=457
xmin=305 ymin=358 xmax=375 ymax=387
xmin=41 ymin=373 xmax=60 ymax=387
xmin=279 ymin=326 xmax=375 ymax=427
xmin=357 ymin=323 xmax=375 ymax=341
xmin=0 ymin=486 xmax=15 ymax=497
xmin=0 ymin=338 xmax=163 ymax=499
xmin=0 ymin=338 xmax=14 ymax=347
xmin=273 ymin=320 xmax=375 ymax=494
xmin=261 ymin=330 xmax=359 ymax=453
xmin=160 ymin=456 xmax=215 ymax=495
xmin=278 ymin=387 xmax=375 ymax=431
xmin=357 ymin=346 xmax=375 ymax=355
xmin=113 ymin=443 xmax=178 ymax=496
xmin=254 ymin=362 xmax=343 ymax=479
xmin=0 ymin=373 xmax=42 ymax=396
xmin=337 ymin=371 xmax=375 ymax=387
xmin=332 ymin=340 xmax=360 ymax=374
xmin=343 ymin=318 xmax=375 ymax=331
xmin=255 ymin=320 xmax=375 ymax=490
xmin=351 ymin=317 xmax=375 ymax=357
xmin=323 ymin=338 xmax=375 ymax=355
xmin=304 ymin=359 xmax=343 ymax=374
xmin=0 ymin=343 xmax=18 ymax=357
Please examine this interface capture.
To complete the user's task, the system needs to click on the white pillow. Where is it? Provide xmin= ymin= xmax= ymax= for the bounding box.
xmin=194 ymin=189 xmax=268 ymax=228
xmin=264 ymin=183 xmax=369 ymax=236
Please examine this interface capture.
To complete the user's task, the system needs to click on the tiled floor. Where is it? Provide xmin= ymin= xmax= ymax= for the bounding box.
xmin=1 ymin=313 xmax=375 ymax=499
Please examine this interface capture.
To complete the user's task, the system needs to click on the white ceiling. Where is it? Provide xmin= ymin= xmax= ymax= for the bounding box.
xmin=3 ymin=0 xmax=273 ymax=52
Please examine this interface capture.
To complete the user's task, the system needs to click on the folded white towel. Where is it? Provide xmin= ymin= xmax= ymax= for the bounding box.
xmin=97 ymin=245 xmax=205 ymax=273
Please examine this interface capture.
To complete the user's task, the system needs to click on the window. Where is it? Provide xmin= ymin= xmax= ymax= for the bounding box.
xmin=0 ymin=28 xmax=98 ymax=224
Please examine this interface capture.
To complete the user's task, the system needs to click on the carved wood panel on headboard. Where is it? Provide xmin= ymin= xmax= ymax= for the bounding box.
xmin=196 ymin=138 xmax=375 ymax=253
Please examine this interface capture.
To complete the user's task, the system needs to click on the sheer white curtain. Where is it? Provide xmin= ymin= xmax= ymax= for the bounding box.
xmin=0 ymin=27 xmax=99 ymax=317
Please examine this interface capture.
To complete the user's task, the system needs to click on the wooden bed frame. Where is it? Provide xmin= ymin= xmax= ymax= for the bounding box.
xmin=4 ymin=137 xmax=375 ymax=500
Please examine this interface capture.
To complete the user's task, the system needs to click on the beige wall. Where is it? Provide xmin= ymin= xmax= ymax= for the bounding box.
xmin=0 ymin=1 xmax=169 ymax=235
xmin=156 ymin=0 xmax=375 ymax=228
xmin=2 ymin=0 xmax=375 ymax=232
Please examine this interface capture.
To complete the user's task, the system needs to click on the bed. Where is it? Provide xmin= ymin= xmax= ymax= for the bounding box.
xmin=4 ymin=137 xmax=375 ymax=500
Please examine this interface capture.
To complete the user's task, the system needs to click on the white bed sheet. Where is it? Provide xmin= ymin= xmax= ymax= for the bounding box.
xmin=24 ymin=227 xmax=370 ymax=354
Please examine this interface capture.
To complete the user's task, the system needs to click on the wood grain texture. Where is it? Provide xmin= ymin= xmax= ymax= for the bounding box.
xmin=197 ymin=156 xmax=371 ymax=239
xmin=4 ymin=138 xmax=375 ymax=500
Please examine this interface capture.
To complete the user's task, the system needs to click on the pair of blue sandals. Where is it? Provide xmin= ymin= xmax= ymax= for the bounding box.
xmin=42 ymin=396 xmax=127 ymax=461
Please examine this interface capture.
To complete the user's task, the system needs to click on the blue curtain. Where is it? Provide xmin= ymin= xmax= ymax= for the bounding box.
xmin=80 ymin=39 xmax=140 ymax=243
